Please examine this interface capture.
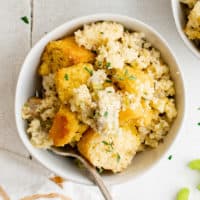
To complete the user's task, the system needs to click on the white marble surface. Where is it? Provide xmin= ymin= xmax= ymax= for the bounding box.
xmin=0 ymin=0 xmax=200 ymax=199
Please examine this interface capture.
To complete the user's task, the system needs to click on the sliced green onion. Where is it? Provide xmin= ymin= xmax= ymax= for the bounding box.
xmin=84 ymin=67 xmax=93 ymax=75
xmin=176 ymin=188 xmax=190 ymax=200
xmin=128 ymin=75 xmax=136 ymax=80
xmin=116 ymin=153 xmax=121 ymax=162
xmin=64 ymin=74 xmax=69 ymax=80
xmin=106 ymin=62 xmax=111 ymax=69
xmin=104 ymin=111 xmax=108 ymax=117
xmin=188 ymin=159 xmax=200 ymax=170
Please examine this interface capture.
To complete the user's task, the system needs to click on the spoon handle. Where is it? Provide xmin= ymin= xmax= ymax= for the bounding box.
xmin=88 ymin=167 xmax=113 ymax=200
xmin=75 ymin=155 xmax=113 ymax=200
xmin=50 ymin=147 xmax=113 ymax=200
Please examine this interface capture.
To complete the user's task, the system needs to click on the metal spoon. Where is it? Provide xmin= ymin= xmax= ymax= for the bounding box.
xmin=50 ymin=147 xmax=113 ymax=200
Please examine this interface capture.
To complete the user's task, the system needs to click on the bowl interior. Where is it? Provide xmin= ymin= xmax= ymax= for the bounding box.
xmin=171 ymin=0 xmax=200 ymax=58
xmin=15 ymin=14 xmax=185 ymax=185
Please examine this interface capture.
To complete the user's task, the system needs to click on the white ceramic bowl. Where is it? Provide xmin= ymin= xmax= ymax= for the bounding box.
xmin=15 ymin=14 xmax=185 ymax=185
xmin=171 ymin=0 xmax=200 ymax=58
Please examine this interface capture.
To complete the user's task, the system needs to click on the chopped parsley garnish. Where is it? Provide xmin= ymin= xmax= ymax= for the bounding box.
xmin=97 ymin=61 xmax=102 ymax=66
xmin=102 ymin=141 xmax=110 ymax=145
xmin=94 ymin=111 xmax=100 ymax=118
xmin=116 ymin=153 xmax=121 ymax=162
xmin=100 ymin=31 xmax=104 ymax=34
xmin=74 ymin=159 xmax=84 ymax=169
xmin=118 ymin=77 xmax=125 ymax=81
xmin=102 ymin=141 xmax=113 ymax=148
xmin=21 ymin=16 xmax=29 ymax=24
xmin=104 ymin=111 xmax=108 ymax=117
xmin=102 ymin=140 xmax=114 ymax=153
xmin=107 ymin=91 xmax=112 ymax=93
xmin=106 ymin=149 xmax=112 ymax=153
xmin=64 ymin=74 xmax=69 ymax=80
xmin=168 ymin=155 xmax=173 ymax=160
xmin=105 ymin=78 xmax=112 ymax=83
xmin=123 ymin=69 xmax=137 ymax=81
xmin=124 ymin=69 xmax=128 ymax=76
xmin=84 ymin=66 xmax=93 ymax=75
xmin=128 ymin=75 xmax=137 ymax=80
xmin=198 ymin=122 xmax=200 ymax=126
xmin=106 ymin=62 xmax=111 ymax=69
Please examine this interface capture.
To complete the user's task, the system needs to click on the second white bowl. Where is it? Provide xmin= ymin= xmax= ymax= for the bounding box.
xmin=171 ymin=0 xmax=200 ymax=58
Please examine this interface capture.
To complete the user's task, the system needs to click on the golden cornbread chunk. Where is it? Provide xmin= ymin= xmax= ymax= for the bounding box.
xmin=49 ymin=105 xmax=88 ymax=146
xmin=185 ymin=1 xmax=200 ymax=40
xmin=78 ymin=127 xmax=140 ymax=173
xmin=55 ymin=63 xmax=93 ymax=103
xmin=180 ymin=0 xmax=197 ymax=8
xmin=119 ymin=101 xmax=154 ymax=127
xmin=113 ymin=66 xmax=154 ymax=97
xmin=38 ymin=36 xmax=95 ymax=75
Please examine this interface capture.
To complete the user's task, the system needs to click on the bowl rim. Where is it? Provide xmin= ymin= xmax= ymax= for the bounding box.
xmin=171 ymin=0 xmax=200 ymax=59
xmin=15 ymin=13 xmax=186 ymax=186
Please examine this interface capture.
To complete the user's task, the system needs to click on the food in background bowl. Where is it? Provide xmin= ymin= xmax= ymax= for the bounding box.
xmin=22 ymin=21 xmax=177 ymax=173
xmin=179 ymin=0 xmax=200 ymax=48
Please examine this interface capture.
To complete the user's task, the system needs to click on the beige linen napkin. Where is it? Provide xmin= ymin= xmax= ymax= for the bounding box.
xmin=0 ymin=149 xmax=107 ymax=200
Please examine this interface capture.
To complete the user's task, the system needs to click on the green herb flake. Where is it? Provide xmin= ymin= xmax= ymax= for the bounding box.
xmin=97 ymin=167 xmax=104 ymax=174
xmin=21 ymin=16 xmax=29 ymax=24
xmin=197 ymin=184 xmax=200 ymax=191
xmin=188 ymin=159 xmax=200 ymax=170
xmin=168 ymin=155 xmax=173 ymax=160
xmin=106 ymin=62 xmax=111 ymax=69
xmin=102 ymin=141 xmax=113 ymax=149
xmin=128 ymin=75 xmax=136 ymax=80
xmin=104 ymin=111 xmax=108 ymax=117
xmin=176 ymin=188 xmax=190 ymax=200
xmin=100 ymin=31 xmax=104 ymax=35
xmin=102 ymin=141 xmax=110 ymax=145
xmin=118 ymin=76 xmax=125 ymax=81
xmin=97 ymin=61 xmax=102 ymax=66
xmin=64 ymin=74 xmax=69 ymax=80
xmin=122 ymin=68 xmax=137 ymax=81
xmin=74 ymin=159 xmax=84 ymax=169
xmin=105 ymin=78 xmax=112 ymax=83
xmin=24 ymin=103 xmax=28 ymax=107
xmin=124 ymin=69 xmax=128 ymax=76
xmin=107 ymin=91 xmax=112 ymax=93
xmin=84 ymin=66 xmax=93 ymax=75
xmin=116 ymin=153 xmax=121 ymax=162
xmin=198 ymin=122 xmax=200 ymax=126
xmin=94 ymin=111 xmax=100 ymax=118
